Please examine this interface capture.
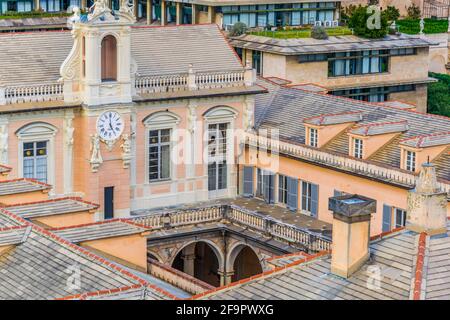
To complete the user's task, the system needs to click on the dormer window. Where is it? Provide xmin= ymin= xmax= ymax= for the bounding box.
xmin=101 ymin=35 xmax=117 ymax=82
xmin=353 ymin=138 xmax=363 ymax=159
xmin=405 ymin=150 xmax=416 ymax=172
xmin=309 ymin=128 xmax=318 ymax=148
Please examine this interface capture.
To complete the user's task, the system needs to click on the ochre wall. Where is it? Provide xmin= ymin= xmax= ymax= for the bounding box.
xmin=246 ymin=146 xmax=450 ymax=236
xmin=80 ymin=234 xmax=148 ymax=272
xmin=32 ymin=211 xmax=95 ymax=229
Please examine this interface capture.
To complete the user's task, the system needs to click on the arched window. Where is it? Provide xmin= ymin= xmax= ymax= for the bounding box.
xmin=101 ymin=35 xmax=117 ymax=82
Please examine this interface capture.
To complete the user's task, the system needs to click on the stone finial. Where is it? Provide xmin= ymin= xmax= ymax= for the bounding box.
xmin=416 ymin=162 xmax=439 ymax=193
xmin=406 ymin=162 xmax=447 ymax=235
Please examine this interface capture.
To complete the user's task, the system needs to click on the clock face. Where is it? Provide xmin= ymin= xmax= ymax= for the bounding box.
xmin=96 ymin=111 xmax=124 ymax=141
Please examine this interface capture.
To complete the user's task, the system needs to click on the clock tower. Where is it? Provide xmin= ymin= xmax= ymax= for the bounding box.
xmin=60 ymin=2 xmax=136 ymax=219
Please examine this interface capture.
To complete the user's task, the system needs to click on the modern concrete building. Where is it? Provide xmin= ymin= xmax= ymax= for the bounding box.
xmin=230 ymin=33 xmax=437 ymax=111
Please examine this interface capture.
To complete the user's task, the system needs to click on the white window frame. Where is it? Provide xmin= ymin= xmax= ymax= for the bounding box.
xmin=278 ymin=174 xmax=288 ymax=205
xmin=353 ymin=138 xmax=363 ymax=159
xmin=143 ymin=111 xmax=180 ymax=185
xmin=301 ymin=180 xmax=312 ymax=215
xmin=16 ymin=122 xmax=57 ymax=187
xmin=309 ymin=127 xmax=318 ymax=148
xmin=203 ymin=106 xmax=237 ymax=199
xmin=394 ymin=208 xmax=407 ymax=228
xmin=405 ymin=150 xmax=416 ymax=172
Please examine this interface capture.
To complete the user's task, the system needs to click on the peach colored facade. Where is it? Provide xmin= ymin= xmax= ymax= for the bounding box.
xmin=31 ymin=211 xmax=96 ymax=229
xmin=242 ymin=146 xmax=450 ymax=236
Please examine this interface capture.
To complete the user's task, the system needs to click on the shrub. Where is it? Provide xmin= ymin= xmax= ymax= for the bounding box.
xmin=396 ymin=18 xmax=448 ymax=34
xmin=384 ymin=6 xmax=400 ymax=22
xmin=407 ymin=4 xmax=421 ymax=19
xmin=229 ymin=22 xmax=247 ymax=37
xmin=348 ymin=5 xmax=388 ymax=38
xmin=428 ymin=73 xmax=450 ymax=117
xmin=310 ymin=26 xmax=328 ymax=39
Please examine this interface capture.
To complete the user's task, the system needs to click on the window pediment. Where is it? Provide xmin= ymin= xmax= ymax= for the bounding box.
xmin=203 ymin=106 xmax=237 ymax=120
xmin=16 ymin=122 xmax=58 ymax=138
xmin=143 ymin=111 xmax=181 ymax=127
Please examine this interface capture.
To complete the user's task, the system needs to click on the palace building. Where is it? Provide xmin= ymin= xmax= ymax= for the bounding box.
xmin=0 ymin=0 xmax=449 ymax=299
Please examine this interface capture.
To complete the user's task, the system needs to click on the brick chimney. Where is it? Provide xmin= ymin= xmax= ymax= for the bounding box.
xmin=406 ymin=163 xmax=447 ymax=235
xmin=328 ymin=194 xmax=377 ymax=278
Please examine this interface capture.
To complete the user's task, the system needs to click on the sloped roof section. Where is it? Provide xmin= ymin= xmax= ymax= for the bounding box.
xmin=349 ymin=120 xmax=409 ymax=136
xmin=0 ymin=178 xmax=51 ymax=196
xmin=52 ymin=219 xmax=148 ymax=243
xmin=230 ymin=34 xmax=435 ymax=55
xmin=304 ymin=111 xmax=363 ymax=126
xmin=400 ymin=132 xmax=450 ymax=148
xmin=0 ymin=165 xmax=12 ymax=174
xmin=0 ymin=24 xmax=242 ymax=87
xmin=4 ymin=197 xmax=99 ymax=219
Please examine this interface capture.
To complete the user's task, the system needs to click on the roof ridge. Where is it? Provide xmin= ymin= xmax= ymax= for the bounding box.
xmin=266 ymin=251 xmax=310 ymax=262
xmin=400 ymin=131 xmax=450 ymax=143
xmin=412 ymin=232 xmax=427 ymax=300
xmin=49 ymin=218 xmax=134 ymax=231
xmin=2 ymin=196 xmax=99 ymax=208
xmin=190 ymin=250 xmax=330 ymax=300
xmin=370 ymin=227 xmax=405 ymax=242
xmin=0 ymin=177 xmax=52 ymax=188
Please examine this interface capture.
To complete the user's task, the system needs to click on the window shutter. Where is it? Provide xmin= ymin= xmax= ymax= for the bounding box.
xmin=311 ymin=183 xmax=319 ymax=218
xmin=269 ymin=174 xmax=275 ymax=204
xmin=382 ymin=204 xmax=392 ymax=232
xmin=287 ymin=177 xmax=298 ymax=211
xmin=263 ymin=173 xmax=270 ymax=203
xmin=243 ymin=166 xmax=254 ymax=197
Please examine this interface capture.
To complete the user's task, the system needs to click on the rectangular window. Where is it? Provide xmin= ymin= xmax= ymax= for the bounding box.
xmin=23 ymin=141 xmax=48 ymax=183
xmin=148 ymin=129 xmax=171 ymax=181
xmin=394 ymin=208 xmax=407 ymax=228
xmin=278 ymin=174 xmax=288 ymax=204
xmin=255 ymin=168 xmax=274 ymax=203
xmin=353 ymin=138 xmax=363 ymax=159
xmin=328 ymin=50 xmax=388 ymax=77
xmin=405 ymin=150 xmax=416 ymax=172
xmin=309 ymin=127 xmax=318 ymax=147
xmin=252 ymin=50 xmax=263 ymax=75
xmin=301 ymin=181 xmax=318 ymax=216
xmin=208 ymin=123 xmax=228 ymax=191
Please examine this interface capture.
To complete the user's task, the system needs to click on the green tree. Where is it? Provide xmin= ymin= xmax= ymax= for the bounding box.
xmin=348 ymin=5 xmax=388 ymax=38
xmin=428 ymin=73 xmax=450 ymax=117
xmin=311 ymin=26 xmax=328 ymax=39
xmin=384 ymin=6 xmax=400 ymax=22
xmin=229 ymin=22 xmax=247 ymax=37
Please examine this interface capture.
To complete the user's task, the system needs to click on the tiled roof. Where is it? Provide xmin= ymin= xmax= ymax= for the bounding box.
xmin=377 ymin=101 xmax=416 ymax=110
xmin=0 ymin=24 xmax=242 ymax=87
xmin=255 ymin=78 xmax=450 ymax=181
xmin=3 ymin=197 xmax=99 ymax=219
xmin=287 ymin=83 xmax=328 ymax=93
xmin=349 ymin=120 xmax=409 ymax=136
xmin=0 ymin=225 xmax=31 ymax=246
xmin=197 ymin=229 xmax=422 ymax=300
xmin=266 ymin=252 xmax=310 ymax=268
xmin=52 ymin=219 xmax=149 ymax=243
xmin=0 ymin=178 xmax=51 ymax=196
xmin=400 ymin=132 xmax=450 ymax=148
xmin=0 ymin=16 xmax=68 ymax=30
xmin=303 ymin=111 xmax=363 ymax=126
xmin=230 ymin=34 xmax=435 ymax=55
xmin=0 ymin=209 xmax=178 ymax=300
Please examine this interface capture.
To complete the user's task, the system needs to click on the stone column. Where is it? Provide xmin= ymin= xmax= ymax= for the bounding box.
xmin=133 ymin=0 xmax=139 ymax=18
xmin=218 ymin=270 xmax=234 ymax=286
xmin=175 ymin=2 xmax=182 ymax=25
xmin=191 ymin=4 xmax=197 ymax=25
xmin=63 ymin=112 xmax=75 ymax=195
xmin=81 ymin=0 xmax=87 ymax=10
xmin=160 ymin=0 xmax=167 ymax=26
xmin=146 ymin=0 xmax=152 ymax=24
xmin=34 ymin=0 xmax=40 ymax=10
xmin=207 ymin=5 xmax=215 ymax=24
xmin=181 ymin=253 xmax=196 ymax=276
